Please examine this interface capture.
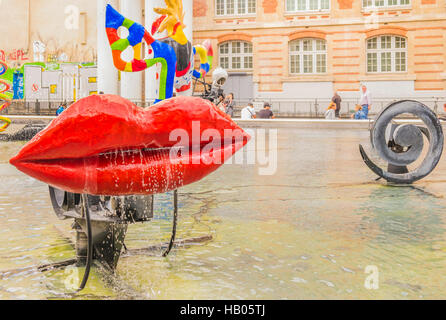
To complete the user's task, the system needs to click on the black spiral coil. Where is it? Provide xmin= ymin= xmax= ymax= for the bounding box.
xmin=359 ymin=100 xmax=444 ymax=184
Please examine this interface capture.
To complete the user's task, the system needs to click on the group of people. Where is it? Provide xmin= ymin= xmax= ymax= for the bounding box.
xmin=240 ymin=102 xmax=275 ymax=120
xmin=216 ymin=93 xmax=274 ymax=120
xmin=216 ymin=93 xmax=235 ymax=117
xmin=218 ymin=84 xmax=372 ymax=121
xmin=325 ymin=85 xmax=372 ymax=120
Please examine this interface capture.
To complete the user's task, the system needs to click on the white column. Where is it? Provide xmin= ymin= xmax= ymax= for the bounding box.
xmin=145 ymin=0 xmax=165 ymax=103
xmin=97 ymin=0 xmax=119 ymax=95
xmin=183 ymin=0 xmax=193 ymax=44
xmin=180 ymin=0 xmax=193 ymax=96
xmin=120 ymin=0 xmax=143 ymax=103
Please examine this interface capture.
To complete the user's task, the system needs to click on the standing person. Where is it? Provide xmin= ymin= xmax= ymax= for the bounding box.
xmin=216 ymin=93 xmax=225 ymax=112
xmin=224 ymin=93 xmax=235 ymax=118
xmin=241 ymin=102 xmax=256 ymax=120
xmin=257 ymin=102 xmax=275 ymax=119
xmin=332 ymin=91 xmax=342 ymax=118
xmin=355 ymin=85 xmax=372 ymax=120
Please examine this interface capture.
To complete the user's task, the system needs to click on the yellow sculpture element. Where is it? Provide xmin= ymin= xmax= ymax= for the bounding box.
xmin=0 ymin=60 xmax=11 ymax=133
xmin=0 ymin=116 xmax=11 ymax=132
xmin=154 ymin=0 xmax=188 ymax=45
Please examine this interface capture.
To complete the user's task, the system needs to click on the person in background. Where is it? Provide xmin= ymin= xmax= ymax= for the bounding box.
xmin=216 ymin=93 xmax=225 ymax=112
xmin=257 ymin=102 xmax=275 ymax=119
xmin=355 ymin=85 xmax=372 ymax=120
xmin=324 ymin=101 xmax=336 ymax=120
xmin=241 ymin=102 xmax=256 ymax=120
xmin=56 ymin=103 xmax=66 ymax=116
xmin=332 ymin=91 xmax=342 ymax=118
xmin=224 ymin=93 xmax=235 ymax=118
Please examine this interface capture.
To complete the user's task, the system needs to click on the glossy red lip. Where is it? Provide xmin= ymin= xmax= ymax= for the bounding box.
xmin=10 ymin=95 xmax=250 ymax=195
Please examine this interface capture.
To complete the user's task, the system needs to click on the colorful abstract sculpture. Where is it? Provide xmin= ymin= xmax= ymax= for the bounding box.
xmin=193 ymin=39 xmax=213 ymax=80
xmin=106 ymin=4 xmax=176 ymax=102
xmin=10 ymin=95 xmax=250 ymax=196
xmin=0 ymin=60 xmax=12 ymax=132
xmin=105 ymin=1 xmax=213 ymax=102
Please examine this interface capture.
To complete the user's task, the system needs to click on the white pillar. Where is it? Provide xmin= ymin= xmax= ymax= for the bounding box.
xmin=145 ymin=0 xmax=165 ymax=103
xmin=97 ymin=0 xmax=119 ymax=95
xmin=183 ymin=0 xmax=193 ymax=44
xmin=180 ymin=0 xmax=193 ymax=96
xmin=120 ymin=0 xmax=143 ymax=103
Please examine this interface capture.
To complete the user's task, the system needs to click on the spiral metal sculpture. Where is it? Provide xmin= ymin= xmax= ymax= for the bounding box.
xmin=359 ymin=100 xmax=444 ymax=184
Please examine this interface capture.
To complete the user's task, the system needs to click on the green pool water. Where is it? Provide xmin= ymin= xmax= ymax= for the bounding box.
xmin=0 ymin=128 xmax=445 ymax=299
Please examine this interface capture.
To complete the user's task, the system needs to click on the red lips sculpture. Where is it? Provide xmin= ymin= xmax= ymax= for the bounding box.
xmin=10 ymin=95 xmax=250 ymax=195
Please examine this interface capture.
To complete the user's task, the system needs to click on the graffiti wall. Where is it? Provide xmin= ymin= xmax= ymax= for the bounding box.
xmin=0 ymin=61 xmax=97 ymax=103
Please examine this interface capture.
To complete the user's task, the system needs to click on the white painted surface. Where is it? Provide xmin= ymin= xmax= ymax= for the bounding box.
xmin=97 ymin=0 xmax=119 ymax=95
xmin=254 ymin=81 xmax=334 ymax=100
xmin=79 ymin=67 xmax=98 ymax=98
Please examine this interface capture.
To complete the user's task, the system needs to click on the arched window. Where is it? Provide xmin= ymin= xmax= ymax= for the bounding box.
xmin=216 ymin=0 xmax=256 ymax=16
xmin=366 ymin=35 xmax=407 ymax=73
xmin=219 ymin=41 xmax=253 ymax=71
xmin=289 ymin=38 xmax=327 ymax=74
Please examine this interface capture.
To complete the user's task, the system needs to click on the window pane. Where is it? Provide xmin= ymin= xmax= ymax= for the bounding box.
xmin=381 ymin=36 xmax=391 ymax=49
xmin=309 ymin=0 xmax=318 ymax=10
xmin=290 ymin=41 xmax=300 ymax=52
xmin=367 ymin=53 xmax=377 ymax=72
xmin=321 ymin=0 xmax=330 ymax=9
xmin=216 ymin=0 xmax=224 ymax=15
xmin=317 ymin=54 xmax=326 ymax=73
xmin=367 ymin=38 xmax=377 ymax=49
xmin=287 ymin=0 xmax=296 ymax=11
xmin=244 ymin=56 xmax=253 ymax=69
xmin=248 ymin=0 xmax=256 ymax=13
xmin=375 ymin=0 xmax=384 ymax=6
xmin=316 ymin=40 xmax=326 ymax=51
xmin=303 ymin=55 xmax=313 ymax=73
xmin=290 ymin=54 xmax=300 ymax=74
xmin=232 ymin=56 xmax=241 ymax=69
xmin=381 ymin=52 xmax=391 ymax=72
xmin=226 ymin=0 xmax=235 ymax=15
xmin=237 ymin=0 xmax=246 ymax=14
xmin=244 ymin=43 xmax=253 ymax=53
xmin=232 ymin=41 xmax=241 ymax=54
xmin=303 ymin=39 xmax=313 ymax=51
xmin=388 ymin=0 xmax=397 ymax=5
xmin=395 ymin=52 xmax=406 ymax=72
xmin=395 ymin=37 xmax=406 ymax=49
xmin=220 ymin=57 xmax=229 ymax=69
xmin=297 ymin=0 xmax=306 ymax=10
xmin=363 ymin=0 xmax=373 ymax=7
xmin=220 ymin=43 xmax=228 ymax=54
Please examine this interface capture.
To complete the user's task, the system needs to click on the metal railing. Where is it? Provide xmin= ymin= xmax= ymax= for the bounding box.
xmin=245 ymin=96 xmax=446 ymax=118
xmin=2 ymin=97 xmax=445 ymax=118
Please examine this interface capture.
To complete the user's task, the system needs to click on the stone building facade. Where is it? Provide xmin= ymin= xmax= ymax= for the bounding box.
xmin=193 ymin=0 xmax=446 ymax=107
